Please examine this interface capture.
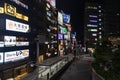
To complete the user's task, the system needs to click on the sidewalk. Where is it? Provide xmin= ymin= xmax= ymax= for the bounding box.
xmin=58 ymin=55 xmax=93 ymax=80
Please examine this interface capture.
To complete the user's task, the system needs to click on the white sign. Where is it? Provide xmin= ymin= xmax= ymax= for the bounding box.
xmin=47 ymin=0 xmax=56 ymax=8
xmin=0 ymin=53 xmax=3 ymax=63
xmin=0 ymin=41 xmax=4 ymax=47
xmin=10 ymin=0 xmax=28 ymax=9
xmin=58 ymin=12 xmax=63 ymax=25
xmin=4 ymin=36 xmax=16 ymax=47
xmin=4 ymin=49 xmax=29 ymax=62
xmin=16 ymin=42 xmax=29 ymax=46
xmin=6 ymin=19 xmax=29 ymax=33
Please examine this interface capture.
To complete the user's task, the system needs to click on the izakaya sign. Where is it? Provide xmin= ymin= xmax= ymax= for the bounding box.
xmin=6 ymin=19 xmax=29 ymax=33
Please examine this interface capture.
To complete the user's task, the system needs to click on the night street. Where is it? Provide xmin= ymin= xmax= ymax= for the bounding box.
xmin=58 ymin=55 xmax=93 ymax=80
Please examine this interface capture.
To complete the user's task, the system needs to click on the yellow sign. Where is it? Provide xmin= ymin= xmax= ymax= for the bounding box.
xmin=23 ymin=15 xmax=28 ymax=21
xmin=4 ymin=3 xmax=29 ymax=21
xmin=4 ymin=3 xmax=16 ymax=16
xmin=16 ymin=12 xmax=22 ymax=19
xmin=0 ymin=7 xmax=4 ymax=13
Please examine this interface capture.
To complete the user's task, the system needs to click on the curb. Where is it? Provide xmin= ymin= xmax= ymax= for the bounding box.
xmin=92 ymin=68 xmax=105 ymax=80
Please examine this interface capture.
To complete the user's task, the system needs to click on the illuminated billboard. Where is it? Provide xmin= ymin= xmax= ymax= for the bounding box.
xmin=63 ymin=13 xmax=70 ymax=23
xmin=4 ymin=3 xmax=16 ymax=16
xmin=0 ymin=7 xmax=4 ymax=13
xmin=10 ymin=0 xmax=28 ymax=9
xmin=0 ymin=53 xmax=3 ymax=63
xmin=16 ymin=42 xmax=29 ymax=46
xmin=4 ymin=36 xmax=16 ymax=47
xmin=59 ymin=26 xmax=67 ymax=34
xmin=47 ymin=0 xmax=56 ymax=8
xmin=6 ymin=19 xmax=29 ymax=33
xmin=58 ymin=34 xmax=63 ymax=40
xmin=0 ymin=41 xmax=4 ymax=47
xmin=4 ymin=49 xmax=29 ymax=62
xmin=4 ymin=3 xmax=28 ymax=21
xmin=58 ymin=12 xmax=63 ymax=25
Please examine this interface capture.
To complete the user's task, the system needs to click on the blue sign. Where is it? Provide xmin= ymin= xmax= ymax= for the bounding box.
xmin=63 ymin=13 xmax=70 ymax=23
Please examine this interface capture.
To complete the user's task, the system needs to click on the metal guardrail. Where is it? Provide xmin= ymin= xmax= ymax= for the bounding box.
xmin=92 ymin=68 xmax=105 ymax=80
xmin=21 ymin=54 xmax=74 ymax=80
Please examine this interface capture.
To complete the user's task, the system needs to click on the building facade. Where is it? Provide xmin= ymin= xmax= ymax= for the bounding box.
xmin=84 ymin=2 xmax=103 ymax=53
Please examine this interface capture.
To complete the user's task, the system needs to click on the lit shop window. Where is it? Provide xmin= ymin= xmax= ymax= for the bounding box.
xmin=99 ymin=32 xmax=102 ymax=34
xmin=99 ymin=28 xmax=102 ymax=30
xmin=99 ymin=10 xmax=101 ymax=13
xmin=87 ymin=24 xmax=98 ymax=27
xmin=87 ymin=6 xmax=97 ymax=9
xmin=89 ymin=20 xmax=97 ymax=22
xmin=92 ymin=34 xmax=97 ymax=36
xmin=98 ymin=6 xmax=101 ymax=8
xmin=99 ymin=23 xmax=101 ymax=25
xmin=89 ymin=15 xmax=97 ymax=18
xmin=99 ymin=35 xmax=102 ymax=39
xmin=95 ymin=38 xmax=97 ymax=41
xmin=88 ymin=29 xmax=97 ymax=32
xmin=99 ymin=19 xmax=102 ymax=21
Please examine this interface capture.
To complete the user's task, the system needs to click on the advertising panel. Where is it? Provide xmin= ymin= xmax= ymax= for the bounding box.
xmin=0 ymin=35 xmax=4 ymax=47
xmin=59 ymin=26 xmax=67 ymax=34
xmin=6 ymin=19 xmax=29 ymax=33
xmin=58 ymin=12 xmax=63 ymax=25
xmin=10 ymin=0 xmax=28 ymax=9
xmin=63 ymin=13 xmax=70 ymax=23
xmin=0 ymin=7 xmax=4 ymax=13
xmin=4 ymin=49 xmax=29 ymax=62
xmin=16 ymin=42 xmax=29 ymax=46
xmin=4 ymin=3 xmax=16 ymax=16
xmin=0 ymin=41 xmax=4 ymax=47
xmin=47 ymin=0 xmax=56 ymax=8
xmin=58 ymin=34 xmax=63 ymax=40
xmin=4 ymin=36 xmax=16 ymax=47
xmin=0 ymin=53 xmax=3 ymax=63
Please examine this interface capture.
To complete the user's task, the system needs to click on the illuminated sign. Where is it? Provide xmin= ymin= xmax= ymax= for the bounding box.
xmin=0 ymin=42 xmax=4 ymax=47
xmin=89 ymin=15 xmax=97 ymax=18
xmin=47 ymin=11 xmax=51 ymax=17
xmin=6 ymin=19 xmax=29 ymax=33
xmin=10 ymin=0 xmax=28 ymax=9
xmin=89 ymin=20 xmax=97 ymax=22
xmin=0 ymin=7 xmax=4 ymax=13
xmin=59 ymin=26 xmax=67 ymax=34
xmin=4 ymin=3 xmax=28 ymax=21
xmin=0 ymin=53 xmax=3 ymax=63
xmin=58 ymin=12 xmax=63 ymax=25
xmin=58 ymin=34 xmax=63 ymax=39
xmin=92 ymin=34 xmax=97 ymax=36
xmin=4 ymin=49 xmax=29 ymax=62
xmin=23 ymin=15 xmax=28 ymax=21
xmin=16 ymin=42 xmax=29 ymax=46
xmin=87 ymin=24 xmax=98 ymax=27
xmin=47 ymin=0 xmax=56 ymax=8
xmin=4 ymin=36 xmax=16 ymax=47
xmin=4 ymin=3 xmax=16 ymax=16
xmin=88 ymin=29 xmax=97 ymax=32
xmin=63 ymin=13 xmax=70 ymax=23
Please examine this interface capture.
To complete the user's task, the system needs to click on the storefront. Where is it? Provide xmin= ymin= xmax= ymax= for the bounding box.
xmin=14 ymin=65 xmax=28 ymax=80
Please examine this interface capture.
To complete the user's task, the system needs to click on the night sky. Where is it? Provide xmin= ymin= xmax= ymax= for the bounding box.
xmin=56 ymin=0 xmax=85 ymax=43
